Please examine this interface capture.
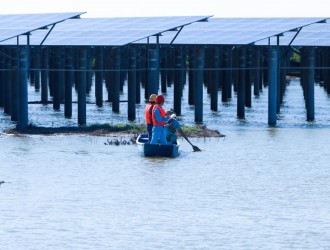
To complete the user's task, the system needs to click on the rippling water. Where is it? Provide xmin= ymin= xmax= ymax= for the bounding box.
xmin=1 ymin=79 xmax=330 ymax=249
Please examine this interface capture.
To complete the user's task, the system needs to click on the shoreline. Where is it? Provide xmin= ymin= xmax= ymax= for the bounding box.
xmin=2 ymin=123 xmax=225 ymax=138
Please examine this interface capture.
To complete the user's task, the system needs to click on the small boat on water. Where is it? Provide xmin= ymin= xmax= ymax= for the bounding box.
xmin=137 ymin=133 xmax=180 ymax=157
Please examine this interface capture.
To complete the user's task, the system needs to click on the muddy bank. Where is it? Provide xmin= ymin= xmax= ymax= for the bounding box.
xmin=3 ymin=124 xmax=225 ymax=138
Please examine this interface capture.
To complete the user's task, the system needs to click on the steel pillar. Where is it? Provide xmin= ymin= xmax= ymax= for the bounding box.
xmin=195 ymin=46 xmax=204 ymax=123
xmin=41 ymin=47 xmax=49 ymax=104
xmin=148 ymin=48 xmax=159 ymax=97
xmin=188 ymin=48 xmax=196 ymax=105
xmin=174 ymin=46 xmax=183 ymax=115
xmin=237 ymin=47 xmax=246 ymax=119
xmin=112 ymin=47 xmax=121 ymax=113
xmin=65 ymin=47 xmax=73 ymax=118
xmin=306 ymin=47 xmax=315 ymax=121
xmin=17 ymin=46 xmax=28 ymax=129
xmin=211 ymin=46 xmax=219 ymax=111
xmin=268 ymin=48 xmax=278 ymax=126
xmin=95 ymin=46 xmax=104 ymax=107
xmin=77 ymin=47 xmax=87 ymax=125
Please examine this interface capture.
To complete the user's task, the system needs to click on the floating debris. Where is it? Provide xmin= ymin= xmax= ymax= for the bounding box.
xmin=0 ymin=181 xmax=5 ymax=186
xmin=104 ymin=136 xmax=137 ymax=146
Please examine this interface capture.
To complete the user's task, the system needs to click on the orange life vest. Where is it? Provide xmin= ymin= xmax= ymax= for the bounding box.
xmin=145 ymin=103 xmax=154 ymax=125
xmin=152 ymin=105 xmax=167 ymax=126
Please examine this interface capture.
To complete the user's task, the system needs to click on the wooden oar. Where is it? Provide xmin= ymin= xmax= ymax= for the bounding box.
xmin=177 ymin=128 xmax=201 ymax=152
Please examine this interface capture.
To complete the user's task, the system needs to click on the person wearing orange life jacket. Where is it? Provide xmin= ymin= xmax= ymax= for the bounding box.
xmin=145 ymin=94 xmax=157 ymax=142
xmin=150 ymin=94 xmax=172 ymax=145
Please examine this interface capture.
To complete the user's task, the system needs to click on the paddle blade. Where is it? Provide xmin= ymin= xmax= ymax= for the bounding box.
xmin=192 ymin=145 xmax=201 ymax=152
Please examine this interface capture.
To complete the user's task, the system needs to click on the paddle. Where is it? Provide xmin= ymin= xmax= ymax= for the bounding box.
xmin=177 ymin=128 xmax=201 ymax=152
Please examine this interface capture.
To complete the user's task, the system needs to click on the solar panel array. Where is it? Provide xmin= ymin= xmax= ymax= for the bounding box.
xmin=145 ymin=17 xmax=329 ymax=46
xmin=255 ymin=20 xmax=330 ymax=46
xmin=0 ymin=12 xmax=85 ymax=43
xmin=0 ymin=16 xmax=210 ymax=46
xmin=0 ymin=14 xmax=329 ymax=47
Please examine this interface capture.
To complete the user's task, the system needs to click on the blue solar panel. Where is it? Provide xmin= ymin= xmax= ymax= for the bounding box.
xmin=153 ymin=17 xmax=329 ymax=45
xmin=255 ymin=20 xmax=330 ymax=46
xmin=0 ymin=16 xmax=211 ymax=46
xmin=0 ymin=12 xmax=85 ymax=42
xmin=1 ymin=16 xmax=329 ymax=46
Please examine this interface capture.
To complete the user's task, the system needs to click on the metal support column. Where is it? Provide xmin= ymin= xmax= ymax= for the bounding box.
xmin=268 ymin=48 xmax=278 ymax=126
xmin=254 ymin=48 xmax=261 ymax=96
xmin=4 ymin=50 xmax=12 ymax=115
xmin=112 ymin=47 xmax=121 ymax=113
xmin=41 ymin=47 xmax=49 ymax=104
xmin=188 ymin=47 xmax=196 ymax=105
xmin=237 ymin=47 xmax=246 ymax=119
xmin=17 ymin=46 xmax=28 ymax=129
xmin=306 ymin=47 xmax=315 ymax=121
xmin=148 ymin=48 xmax=159 ymax=96
xmin=0 ymin=55 xmax=4 ymax=107
xmin=128 ymin=47 xmax=137 ymax=121
xmin=211 ymin=46 xmax=219 ymax=111
xmin=245 ymin=47 xmax=252 ymax=108
xmin=77 ymin=47 xmax=87 ymax=125
xmin=11 ymin=47 xmax=19 ymax=122
xmin=65 ymin=47 xmax=73 ymax=118
xmin=95 ymin=46 xmax=104 ymax=107
xmin=195 ymin=46 xmax=204 ymax=123
xmin=53 ymin=47 xmax=61 ymax=110
xmin=174 ymin=46 xmax=183 ymax=115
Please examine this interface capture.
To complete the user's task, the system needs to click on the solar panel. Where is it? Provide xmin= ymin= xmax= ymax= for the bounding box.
xmin=149 ymin=17 xmax=329 ymax=45
xmin=255 ymin=20 xmax=330 ymax=46
xmin=0 ymin=16 xmax=211 ymax=46
xmin=0 ymin=12 xmax=85 ymax=42
xmin=1 ymin=15 xmax=329 ymax=47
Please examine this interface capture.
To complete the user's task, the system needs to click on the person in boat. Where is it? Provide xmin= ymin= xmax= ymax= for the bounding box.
xmin=150 ymin=94 xmax=174 ymax=145
xmin=165 ymin=114 xmax=181 ymax=144
xmin=145 ymin=94 xmax=157 ymax=142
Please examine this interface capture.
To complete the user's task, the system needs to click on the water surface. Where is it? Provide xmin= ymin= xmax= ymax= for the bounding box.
xmin=1 ymin=79 xmax=330 ymax=249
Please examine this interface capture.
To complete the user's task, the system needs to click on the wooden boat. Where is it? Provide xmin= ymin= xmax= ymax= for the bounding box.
xmin=137 ymin=133 xmax=180 ymax=157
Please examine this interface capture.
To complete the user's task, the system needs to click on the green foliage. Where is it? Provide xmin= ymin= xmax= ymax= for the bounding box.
xmin=290 ymin=48 xmax=301 ymax=63
xmin=181 ymin=125 xmax=203 ymax=133
xmin=88 ymin=123 xmax=146 ymax=133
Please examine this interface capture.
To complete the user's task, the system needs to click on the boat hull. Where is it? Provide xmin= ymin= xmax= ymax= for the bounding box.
xmin=137 ymin=134 xmax=180 ymax=157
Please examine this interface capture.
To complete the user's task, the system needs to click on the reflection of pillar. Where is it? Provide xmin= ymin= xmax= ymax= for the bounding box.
xmin=268 ymin=48 xmax=278 ymax=126
xmin=128 ymin=47 xmax=137 ymax=121
xmin=195 ymin=46 xmax=204 ymax=123
xmin=17 ymin=46 xmax=28 ymax=129
xmin=306 ymin=47 xmax=315 ymax=122
xmin=95 ymin=46 xmax=104 ymax=107
xmin=237 ymin=47 xmax=246 ymax=119
xmin=78 ymin=47 xmax=87 ymax=125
